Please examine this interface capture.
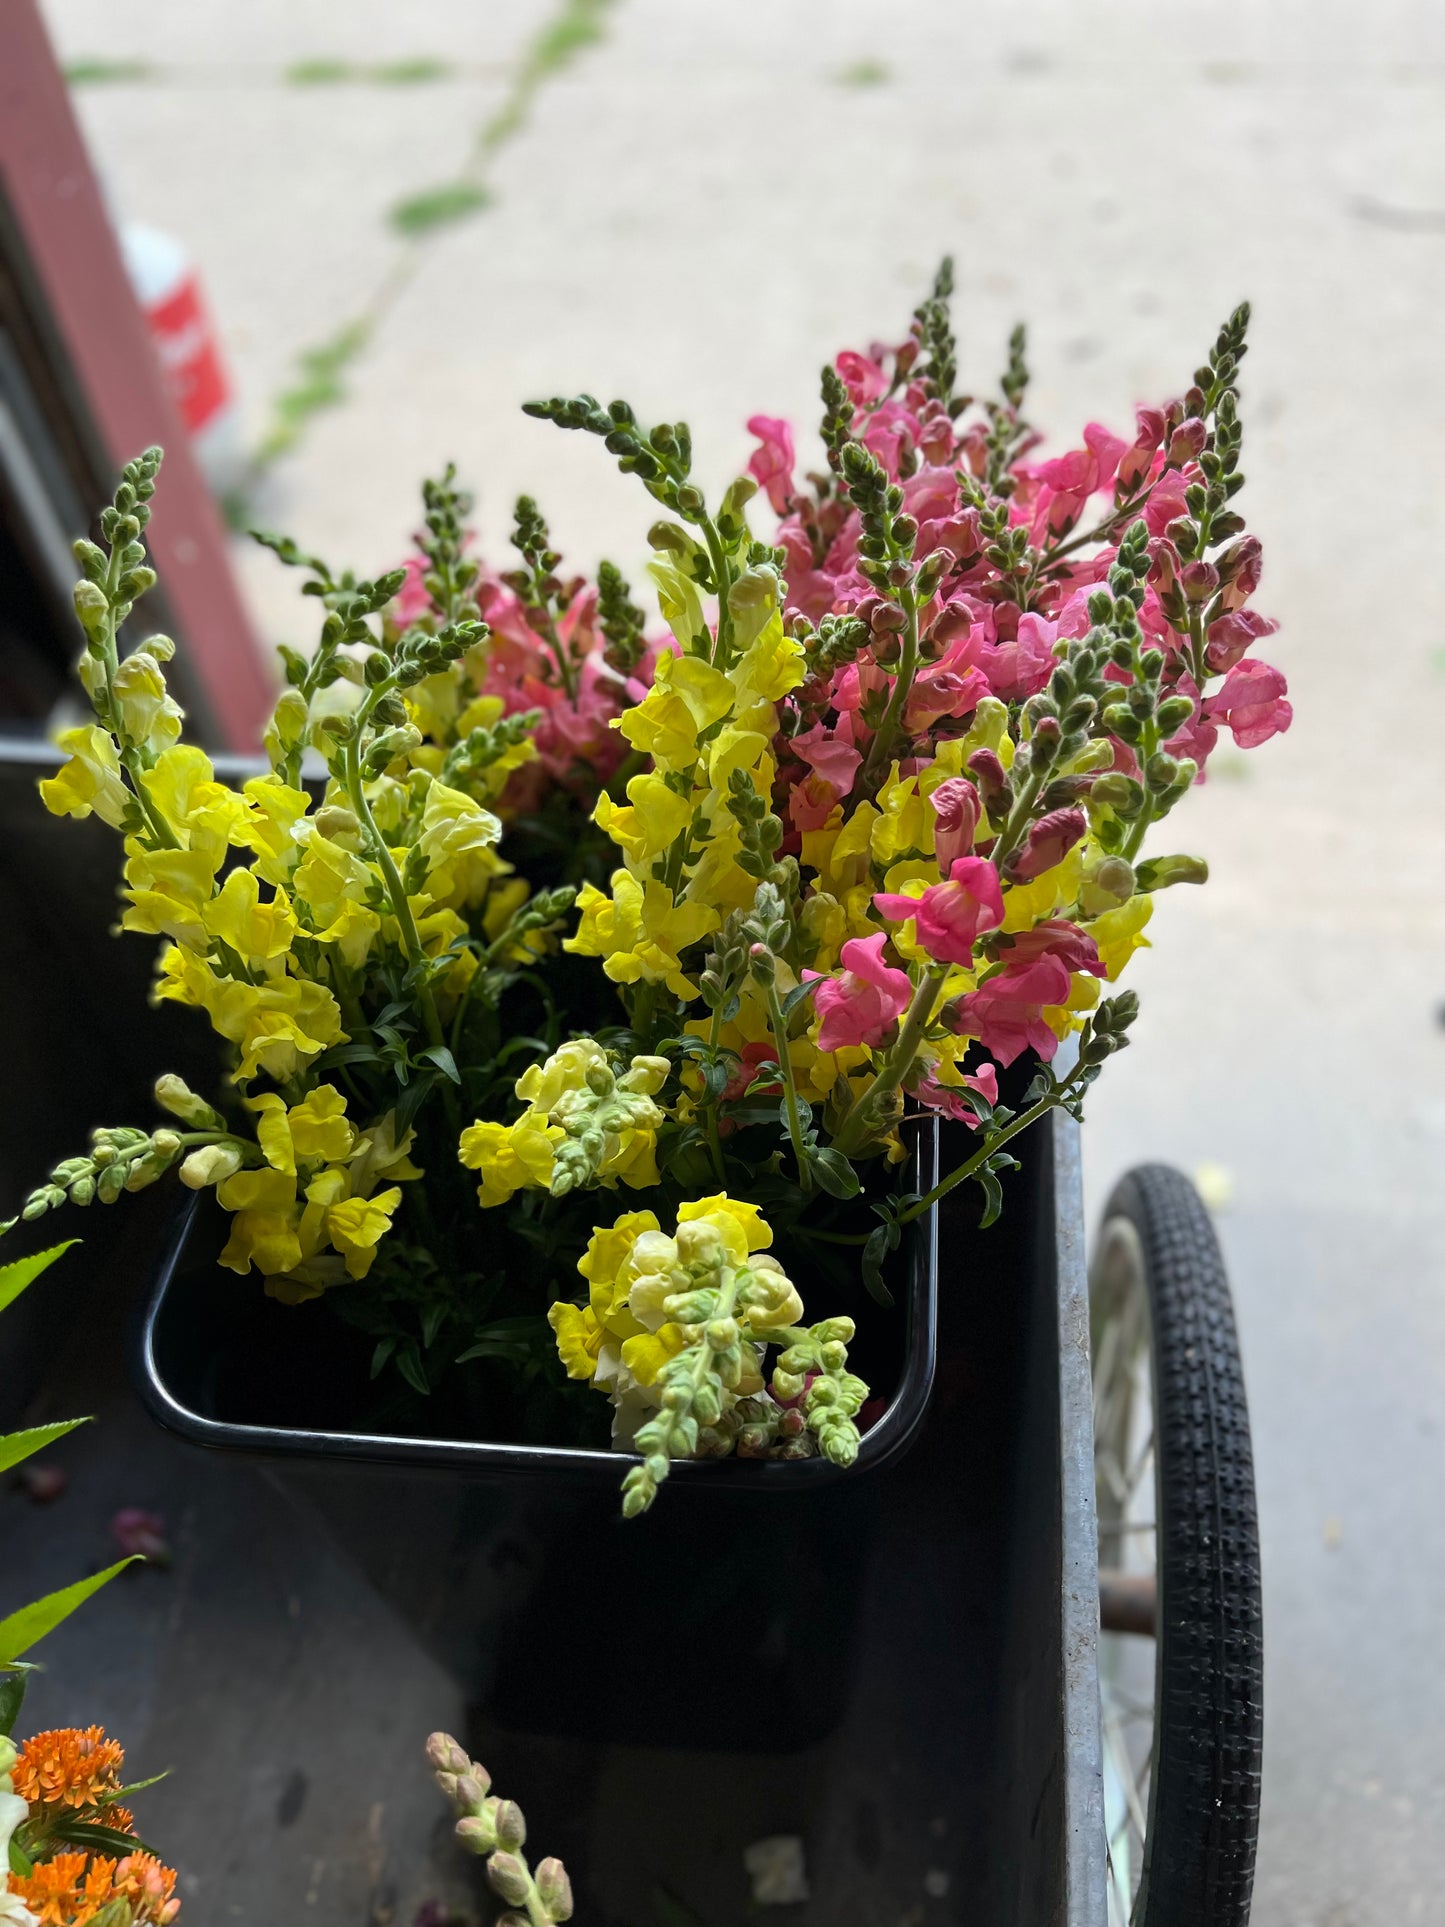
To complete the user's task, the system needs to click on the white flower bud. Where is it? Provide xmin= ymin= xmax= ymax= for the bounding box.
xmin=179 ymin=1144 xmax=244 ymax=1190
xmin=154 ymin=1074 xmax=223 ymax=1130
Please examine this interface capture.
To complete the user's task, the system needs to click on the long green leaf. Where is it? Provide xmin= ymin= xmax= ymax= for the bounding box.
xmin=0 ymin=1559 xmax=138 ymax=1664
xmin=0 ymin=1241 xmax=77 ymax=1315
xmin=0 ymin=1417 xmax=89 ymax=1476
xmin=48 ymin=1819 xmax=160 ymax=1858
xmin=0 ymin=1666 xmax=33 ymax=1736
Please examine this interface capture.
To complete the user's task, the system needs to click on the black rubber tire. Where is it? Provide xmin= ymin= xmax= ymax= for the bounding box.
xmin=1099 ymin=1164 xmax=1263 ymax=1927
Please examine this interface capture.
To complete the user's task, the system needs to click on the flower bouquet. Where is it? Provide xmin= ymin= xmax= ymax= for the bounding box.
xmin=10 ymin=265 xmax=1288 ymax=1515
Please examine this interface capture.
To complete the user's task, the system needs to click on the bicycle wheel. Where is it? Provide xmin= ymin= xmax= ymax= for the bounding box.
xmin=1090 ymin=1164 xmax=1263 ymax=1927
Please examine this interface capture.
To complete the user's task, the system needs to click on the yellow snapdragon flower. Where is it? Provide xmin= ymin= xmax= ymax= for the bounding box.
xmin=616 ymin=652 xmax=733 ymax=772
xmin=457 ymin=1113 xmax=564 ymax=1207
xmin=140 ymin=744 xmax=248 ymax=862
xmin=112 ymin=649 xmax=183 ymax=753
xmin=565 ymin=868 xmax=718 ymax=999
xmin=249 ymin=1084 xmax=356 ymax=1175
xmin=203 ymin=866 xmax=298 ymax=966
xmin=417 ymin=780 xmax=504 ymax=909
xmin=1087 ymin=893 xmax=1154 ymax=979
xmin=593 ymin=773 xmax=692 ymax=868
xmin=39 ymin=725 xmax=130 ymax=829
xmin=121 ymin=842 xmax=221 ymax=949
xmin=291 ymin=834 xmax=383 ymax=968
xmin=237 ymin=776 xmax=312 ymax=885
xmin=157 ymin=948 xmax=346 ymax=1082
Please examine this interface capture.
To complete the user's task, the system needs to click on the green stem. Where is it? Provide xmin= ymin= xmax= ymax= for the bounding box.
xmin=987 ymin=760 xmax=1046 ymax=874
xmin=96 ymin=543 xmax=179 ymax=850
xmin=1035 ymin=483 xmax=1157 ymax=575
xmin=858 ymin=585 xmax=919 ymax=787
xmin=764 ymin=982 xmax=813 ymax=1194
xmin=702 ymin=1001 xmax=727 ymax=1184
xmin=341 ymin=696 xmax=459 ymax=1132
xmin=895 ymin=1086 xmax=1067 ymax=1227
xmin=1119 ymin=716 xmax=1160 ymax=863
xmin=698 ymin=515 xmax=735 ymax=670
xmin=831 ymin=961 xmax=948 ymax=1159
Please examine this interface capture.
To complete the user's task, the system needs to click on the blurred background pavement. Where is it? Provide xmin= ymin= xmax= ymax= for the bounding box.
xmin=24 ymin=2 xmax=1445 ymax=1920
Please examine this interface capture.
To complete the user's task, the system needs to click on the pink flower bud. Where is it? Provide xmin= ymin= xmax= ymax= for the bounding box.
xmin=1004 ymin=807 xmax=1087 ymax=884
xmin=1166 ymin=417 xmax=1207 ymax=464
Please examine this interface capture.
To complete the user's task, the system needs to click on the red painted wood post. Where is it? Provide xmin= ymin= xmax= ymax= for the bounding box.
xmin=0 ymin=0 xmax=274 ymax=750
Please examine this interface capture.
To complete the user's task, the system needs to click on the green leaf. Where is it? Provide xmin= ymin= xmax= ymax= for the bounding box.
xmin=977 ymin=1168 xmax=1005 ymax=1230
xmin=388 ymin=181 xmax=491 ymax=237
xmin=369 ymin=1337 xmax=396 ymax=1381
xmin=395 ymin=1347 xmax=430 ymax=1396
xmin=861 ymin=1225 xmax=896 ymax=1308
xmin=0 ymin=1417 xmax=89 ymax=1475
xmin=394 ymin=1069 xmax=439 ymax=1137
xmin=0 ymin=1241 xmax=77 ymax=1315
xmin=420 ymin=1302 xmax=447 ymax=1347
xmin=780 ymin=980 xmax=818 ymax=1019
xmin=0 ymin=1665 xmax=32 ymax=1736
xmin=809 ymin=1147 xmax=861 ymax=1201
xmin=48 ymin=1819 xmax=161 ymax=1857
xmin=419 ymin=1044 xmax=461 ymax=1084
xmin=0 ymin=1559 xmax=139 ymax=1665
xmin=9 ymin=1838 xmax=32 ymax=1879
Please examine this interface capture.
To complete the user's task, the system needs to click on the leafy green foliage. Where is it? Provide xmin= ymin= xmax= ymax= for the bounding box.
xmin=0 ymin=1561 xmax=139 ymax=1667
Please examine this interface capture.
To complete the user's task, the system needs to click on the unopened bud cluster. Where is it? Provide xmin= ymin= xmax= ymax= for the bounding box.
xmin=427 ymin=1733 xmax=572 ymax=1923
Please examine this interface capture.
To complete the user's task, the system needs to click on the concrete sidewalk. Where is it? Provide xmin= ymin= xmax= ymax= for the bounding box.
xmin=36 ymin=2 xmax=1445 ymax=1920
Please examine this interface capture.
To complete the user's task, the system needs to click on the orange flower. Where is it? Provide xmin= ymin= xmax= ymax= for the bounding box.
xmin=96 ymin=1803 xmax=136 ymax=1835
xmin=13 ymin=1848 xmax=181 ymax=1925
xmin=112 ymin=1851 xmax=181 ymax=1923
xmin=12 ymin=1850 xmax=90 ymax=1924
xmin=12 ymin=1728 xmax=124 ymax=1811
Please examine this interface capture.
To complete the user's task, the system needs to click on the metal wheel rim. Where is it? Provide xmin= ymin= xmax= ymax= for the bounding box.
xmin=1091 ymin=1215 xmax=1161 ymax=1926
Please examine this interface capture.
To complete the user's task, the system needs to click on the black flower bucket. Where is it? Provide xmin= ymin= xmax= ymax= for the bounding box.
xmin=135 ymin=1108 xmax=1105 ymax=1922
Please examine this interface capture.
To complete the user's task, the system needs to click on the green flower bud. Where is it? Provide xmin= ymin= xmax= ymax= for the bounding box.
xmin=314 ymin=804 xmax=360 ymax=843
xmin=493 ymin=1799 xmax=526 ymax=1851
xmin=264 ymin=688 xmax=310 ymax=761
xmin=425 ymin=1732 xmax=473 ymax=1779
xmin=535 ymin=1857 xmax=574 ymax=1921
xmin=455 ymin=1773 xmax=490 ymax=1813
xmin=486 ymin=1852 xmax=532 ymax=1906
xmin=1134 ymin=854 xmax=1209 ymax=891
xmin=70 ymin=1175 xmax=96 ymax=1207
xmin=456 ymin=1813 xmax=497 ymax=1856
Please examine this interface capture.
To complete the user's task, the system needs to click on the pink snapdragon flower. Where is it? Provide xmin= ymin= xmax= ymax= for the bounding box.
xmin=912 ymin=1059 xmax=999 ymax=1127
xmin=1206 ymin=606 xmax=1279 ymax=674
xmin=1206 ymin=659 xmax=1292 ymax=748
xmin=1027 ymin=422 xmax=1128 ymax=537
xmin=393 ymin=554 xmax=435 ymax=626
xmin=993 ymin=918 xmax=1105 ymax=976
xmin=747 ymin=414 xmax=797 ymax=515
xmin=836 ymin=350 xmax=888 ymax=405
xmin=873 ymin=856 xmax=1005 ymax=967
xmin=946 ymin=954 xmax=1073 ymax=1067
xmin=807 ymin=933 xmax=913 ymax=1052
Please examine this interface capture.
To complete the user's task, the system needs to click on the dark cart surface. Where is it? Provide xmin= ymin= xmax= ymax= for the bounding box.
xmin=139 ymin=1109 xmax=1106 ymax=1926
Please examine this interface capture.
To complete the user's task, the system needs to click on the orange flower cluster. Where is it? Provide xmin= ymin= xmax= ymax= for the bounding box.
xmin=7 ymin=1728 xmax=180 ymax=1924
xmin=11 ymin=1848 xmax=179 ymax=1925
xmin=12 ymin=1729 xmax=123 ymax=1812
